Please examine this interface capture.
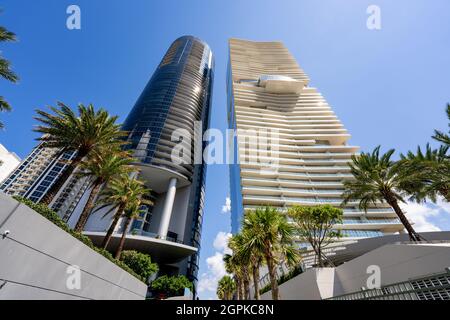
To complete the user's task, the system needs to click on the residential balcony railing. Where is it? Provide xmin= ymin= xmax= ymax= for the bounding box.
xmin=341 ymin=218 xmax=401 ymax=225
xmin=241 ymin=168 xmax=353 ymax=179
xmin=128 ymin=229 xmax=187 ymax=245
xmin=242 ymin=185 xmax=344 ymax=194
xmin=243 ymin=195 xmax=347 ymax=204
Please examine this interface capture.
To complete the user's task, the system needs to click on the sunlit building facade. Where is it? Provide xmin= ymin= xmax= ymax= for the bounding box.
xmin=227 ymin=38 xmax=404 ymax=239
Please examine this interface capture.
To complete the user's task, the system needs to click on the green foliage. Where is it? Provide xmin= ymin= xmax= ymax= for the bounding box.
xmin=217 ymin=275 xmax=236 ymax=300
xmin=341 ymin=146 xmax=406 ymax=210
xmin=433 ymin=103 xmax=450 ymax=147
xmin=120 ymin=250 xmax=158 ymax=282
xmin=13 ymin=196 xmax=145 ymax=282
xmin=287 ymin=204 xmax=343 ymax=255
xmin=288 ymin=204 xmax=342 ymax=267
xmin=398 ymin=144 xmax=450 ymax=202
xmin=150 ymin=275 xmax=193 ymax=297
xmin=34 ymin=102 xmax=126 ymax=152
xmin=0 ymin=17 xmax=18 ymax=128
xmin=242 ymin=206 xmax=300 ymax=267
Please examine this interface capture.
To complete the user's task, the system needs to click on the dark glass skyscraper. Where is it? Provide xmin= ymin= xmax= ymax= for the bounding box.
xmin=116 ymin=35 xmax=214 ymax=293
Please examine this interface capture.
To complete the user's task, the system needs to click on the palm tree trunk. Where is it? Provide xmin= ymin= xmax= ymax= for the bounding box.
xmin=386 ymin=194 xmax=421 ymax=242
xmin=243 ymin=272 xmax=250 ymax=300
xmin=40 ymin=151 xmax=86 ymax=205
xmin=101 ymin=204 xmax=125 ymax=249
xmin=115 ymin=216 xmax=131 ymax=259
xmin=252 ymin=263 xmax=261 ymax=300
xmin=74 ymin=181 xmax=101 ymax=232
xmin=265 ymin=250 xmax=280 ymax=300
xmin=236 ymin=278 xmax=241 ymax=300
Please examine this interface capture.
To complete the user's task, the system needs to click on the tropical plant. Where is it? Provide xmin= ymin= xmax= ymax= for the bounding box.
xmin=151 ymin=275 xmax=193 ymax=298
xmin=239 ymin=215 xmax=266 ymax=300
xmin=120 ymin=250 xmax=158 ymax=283
xmin=111 ymin=178 xmax=151 ymax=259
xmin=288 ymin=205 xmax=343 ymax=267
xmin=433 ymin=104 xmax=450 ymax=147
xmin=33 ymin=102 xmax=126 ymax=205
xmin=398 ymin=144 xmax=450 ymax=202
xmin=223 ymin=253 xmax=243 ymax=300
xmin=217 ymin=275 xmax=236 ymax=300
xmin=228 ymin=234 xmax=251 ymax=300
xmin=95 ymin=175 xmax=151 ymax=251
xmin=240 ymin=206 xmax=300 ymax=300
xmin=73 ymin=150 xmax=135 ymax=232
xmin=342 ymin=146 xmax=422 ymax=241
xmin=0 ymin=18 xmax=19 ymax=129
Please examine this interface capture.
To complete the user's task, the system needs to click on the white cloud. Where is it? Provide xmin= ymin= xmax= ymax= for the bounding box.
xmin=213 ymin=231 xmax=232 ymax=254
xmin=197 ymin=231 xmax=232 ymax=298
xmin=222 ymin=197 xmax=231 ymax=214
xmin=401 ymin=201 xmax=442 ymax=232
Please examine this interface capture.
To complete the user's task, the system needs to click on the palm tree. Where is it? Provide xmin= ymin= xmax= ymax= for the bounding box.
xmin=115 ymin=197 xmax=149 ymax=259
xmin=73 ymin=150 xmax=135 ymax=232
xmin=239 ymin=225 xmax=264 ymax=300
xmin=217 ymin=276 xmax=236 ymax=300
xmin=223 ymin=254 xmax=243 ymax=300
xmin=34 ymin=102 xmax=126 ymax=205
xmin=398 ymin=144 xmax=450 ymax=202
xmin=433 ymin=104 xmax=450 ymax=147
xmin=0 ymin=21 xmax=19 ymax=129
xmin=95 ymin=175 xmax=151 ymax=252
xmin=342 ymin=146 xmax=422 ymax=242
xmin=228 ymin=234 xmax=251 ymax=300
xmin=241 ymin=206 xmax=300 ymax=300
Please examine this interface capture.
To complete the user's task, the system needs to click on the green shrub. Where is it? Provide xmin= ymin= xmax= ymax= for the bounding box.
xmin=13 ymin=196 xmax=145 ymax=282
xmin=151 ymin=275 xmax=193 ymax=297
xmin=120 ymin=250 xmax=158 ymax=282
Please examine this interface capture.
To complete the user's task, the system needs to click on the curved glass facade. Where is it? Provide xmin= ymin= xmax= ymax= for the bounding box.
xmin=123 ymin=35 xmax=214 ymax=179
xmin=122 ymin=36 xmax=214 ymax=292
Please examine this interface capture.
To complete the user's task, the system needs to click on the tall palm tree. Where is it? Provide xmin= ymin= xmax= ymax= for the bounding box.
xmin=115 ymin=197 xmax=150 ymax=259
xmin=73 ymin=150 xmax=135 ymax=232
xmin=239 ymin=225 xmax=264 ymax=300
xmin=241 ymin=206 xmax=300 ymax=300
xmin=228 ymin=234 xmax=251 ymax=300
xmin=95 ymin=175 xmax=151 ymax=251
xmin=34 ymin=102 xmax=126 ymax=205
xmin=433 ymin=104 xmax=450 ymax=147
xmin=223 ymin=254 xmax=243 ymax=300
xmin=398 ymin=144 xmax=450 ymax=202
xmin=0 ymin=21 xmax=19 ymax=129
xmin=342 ymin=146 xmax=422 ymax=242
xmin=217 ymin=276 xmax=236 ymax=300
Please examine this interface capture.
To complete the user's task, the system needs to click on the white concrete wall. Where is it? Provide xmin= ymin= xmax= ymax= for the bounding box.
xmin=334 ymin=243 xmax=450 ymax=296
xmin=0 ymin=193 xmax=147 ymax=300
xmin=0 ymin=144 xmax=20 ymax=183
xmin=261 ymin=243 xmax=450 ymax=300
xmin=260 ymin=268 xmax=336 ymax=300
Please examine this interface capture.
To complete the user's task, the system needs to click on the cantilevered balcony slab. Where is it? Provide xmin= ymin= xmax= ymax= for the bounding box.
xmin=258 ymin=75 xmax=305 ymax=94
xmin=83 ymin=231 xmax=198 ymax=264
xmin=133 ymin=163 xmax=190 ymax=193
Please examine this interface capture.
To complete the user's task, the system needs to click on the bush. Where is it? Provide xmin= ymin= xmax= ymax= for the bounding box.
xmin=151 ymin=275 xmax=193 ymax=298
xmin=120 ymin=250 xmax=158 ymax=282
xmin=13 ymin=196 xmax=145 ymax=282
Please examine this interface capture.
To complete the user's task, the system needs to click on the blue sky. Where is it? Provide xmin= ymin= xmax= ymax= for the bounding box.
xmin=1 ymin=0 xmax=449 ymax=299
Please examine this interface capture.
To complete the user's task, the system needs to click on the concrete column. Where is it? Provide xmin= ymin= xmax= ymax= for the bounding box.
xmin=158 ymin=177 xmax=177 ymax=239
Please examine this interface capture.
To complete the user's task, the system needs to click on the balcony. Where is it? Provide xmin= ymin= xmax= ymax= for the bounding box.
xmin=84 ymin=230 xmax=198 ymax=264
xmin=257 ymin=74 xmax=305 ymax=94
